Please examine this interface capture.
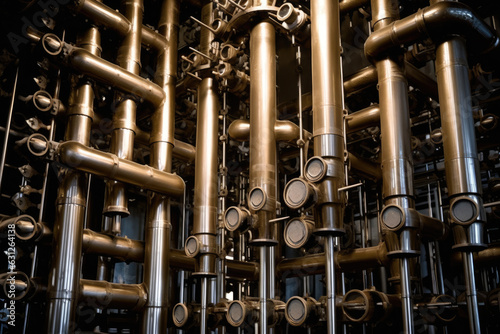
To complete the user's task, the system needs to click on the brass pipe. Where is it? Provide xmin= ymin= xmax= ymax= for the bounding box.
xmin=103 ymin=0 xmax=143 ymax=218
xmin=228 ymin=119 xmax=311 ymax=142
xmin=135 ymin=127 xmax=196 ymax=163
xmin=226 ymin=259 xmax=259 ymax=281
xmin=365 ymin=1 xmax=500 ymax=61
xmin=79 ymin=279 xmax=147 ymax=311
xmin=346 ymin=105 xmax=380 ymax=133
xmin=82 ymin=229 xmax=144 ymax=262
xmin=348 ymin=153 xmax=382 ymax=181
xmin=191 ymin=77 xmax=219 ymax=277
xmin=142 ymin=0 xmax=179 ymax=331
xmin=46 ymin=21 xmax=101 ymax=333
xmin=56 ymin=141 xmax=185 ymax=197
xmin=42 ymin=37 xmax=165 ymax=107
xmin=277 ymin=242 xmax=389 ymax=277
xmin=71 ymin=0 xmax=169 ymax=51
xmin=339 ymin=0 xmax=369 ymax=14
xmin=249 ymin=21 xmax=277 ymax=243
xmin=344 ymin=66 xmax=378 ymax=97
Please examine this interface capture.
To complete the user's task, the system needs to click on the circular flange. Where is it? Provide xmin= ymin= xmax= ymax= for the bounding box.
xmin=248 ymin=187 xmax=267 ymax=211
xmin=172 ymin=303 xmax=189 ymax=327
xmin=226 ymin=300 xmax=246 ymax=327
xmin=450 ymin=197 xmax=479 ymax=225
xmin=284 ymin=218 xmax=312 ymax=249
xmin=184 ymin=236 xmax=201 ymax=257
xmin=285 ymin=297 xmax=308 ymax=326
xmin=304 ymin=157 xmax=327 ymax=183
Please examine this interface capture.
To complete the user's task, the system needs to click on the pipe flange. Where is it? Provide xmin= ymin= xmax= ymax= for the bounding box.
xmin=284 ymin=217 xmax=314 ymax=249
xmin=33 ymin=90 xmax=53 ymax=112
xmin=450 ymin=196 xmax=479 ymax=225
xmin=381 ymin=205 xmax=406 ymax=231
xmin=41 ymin=33 xmax=63 ymax=56
xmin=184 ymin=236 xmax=201 ymax=257
xmin=2 ymin=271 xmax=30 ymax=301
xmin=285 ymin=296 xmax=309 ymax=326
xmin=430 ymin=128 xmax=443 ymax=145
xmin=226 ymin=300 xmax=247 ymax=327
xmin=172 ymin=303 xmax=189 ymax=327
xmin=283 ymin=178 xmax=317 ymax=209
xmin=27 ymin=133 xmax=50 ymax=157
xmin=13 ymin=215 xmax=38 ymax=241
xmin=248 ymin=187 xmax=267 ymax=211
xmin=304 ymin=157 xmax=327 ymax=183
xmin=342 ymin=289 xmax=375 ymax=322
xmin=224 ymin=206 xmax=250 ymax=232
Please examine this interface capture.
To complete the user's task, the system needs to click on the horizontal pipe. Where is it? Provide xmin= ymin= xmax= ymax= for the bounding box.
xmin=365 ymin=2 xmax=500 ymax=60
xmin=339 ymin=0 xmax=369 ymax=14
xmin=57 ymin=141 xmax=184 ymax=197
xmin=418 ymin=212 xmax=449 ymax=240
xmin=349 ymin=153 xmax=382 ymax=181
xmin=79 ymin=279 xmax=147 ymax=311
xmin=347 ymin=105 xmax=380 ymax=133
xmin=344 ymin=66 xmax=378 ymax=97
xmin=135 ymin=126 xmax=196 ymax=163
xmin=405 ymin=61 xmax=439 ymax=101
xmin=226 ymin=259 xmax=259 ymax=280
xmin=71 ymin=0 xmax=168 ymax=51
xmin=277 ymin=242 xmax=389 ymax=277
xmin=228 ymin=119 xmax=311 ymax=142
xmin=82 ymin=229 xmax=144 ymax=262
xmin=452 ymin=245 xmax=500 ymax=267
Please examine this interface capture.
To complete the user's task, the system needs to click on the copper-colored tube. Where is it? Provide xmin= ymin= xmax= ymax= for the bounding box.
xmin=135 ymin=127 xmax=196 ymax=164
xmin=57 ymin=141 xmax=185 ymax=197
xmin=46 ymin=21 xmax=101 ymax=333
xmin=365 ymin=1 xmax=500 ymax=61
xmin=344 ymin=66 xmax=378 ymax=97
xmin=276 ymin=242 xmax=389 ymax=277
xmin=418 ymin=213 xmax=449 ymax=240
xmin=347 ymin=105 xmax=380 ymax=133
xmin=228 ymin=119 xmax=311 ymax=142
xmin=79 ymin=279 xmax=147 ymax=311
xmin=339 ymin=0 xmax=369 ymax=14
xmin=226 ymin=259 xmax=259 ymax=281
xmin=82 ymin=229 xmax=144 ymax=262
xmin=104 ymin=0 xmax=143 ymax=218
xmin=348 ymin=153 xmax=382 ymax=181
xmin=71 ymin=0 xmax=169 ymax=51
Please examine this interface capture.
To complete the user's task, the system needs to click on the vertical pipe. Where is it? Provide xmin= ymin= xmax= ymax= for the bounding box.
xmin=103 ymin=0 xmax=143 ymax=222
xmin=370 ymin=1 xmax=416 ymax=333
xmin=46 ymin=23 xmax=101 ymax=333
xmin=259 ymin=246 xmax=268 ymax=333
xmin=0 ymin=66 xmax=18 ymax=194
xmin=142 ymin=0 xmax=179 ymax=332
xmin=435 ymin=34 xmax=484 ymax=334
xmin=311 ymin=0 xmax=345 ymax=333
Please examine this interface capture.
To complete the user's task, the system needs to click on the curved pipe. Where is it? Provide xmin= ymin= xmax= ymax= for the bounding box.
xmin=79 ymin=279 xmax=147 ymax=311
xmin=71 ymin=0 xmax=168 ymax=51
xmin=65 ymin=46 xmax=165 ymax=107
xmin=57 ymin=141 xmax=185 ymax=197
xmin=339 ymin=0 xmax=369 ymax=14
xmin=365 ymin=2 xmax=500 ymax=60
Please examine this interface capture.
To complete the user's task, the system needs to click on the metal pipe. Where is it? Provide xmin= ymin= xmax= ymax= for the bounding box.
xmin=42 ymin=36 xmax=165 ymax=107
xmin=55 ymin=141 xmax=184 ymax=197
xmin=228 ymin=119 xmax=311 ymax=142
xmin=103 ymin=0 xmax=143 ymax=218
xmin=46 ymin=22 xmax=100 ymax=333
xmin=400 ymin=257 xmax=414 ymax=334
xmin=346 ymin=105 xmax=380 ymax=134
xmin=79 ymin=279 xmax=147 ymax=311
xmin=463 ymin=252 xmax=481 ymax=333
xmin=135 ymin=127 xmax=196 ymax=163
xmin=365 ymin=1 xmax=500 ymax=61
xmin=0 ymin=66 xmax=18 ymax=194
xmin=142 ymin=0 xmax=179 ymax=332
xmin=82 ymin=229 xmax=144 ymax=262
xmin=339 ymin=0 xmax=369 ymax=14
xmin=348 ymin=153 xmax=382 ymax=181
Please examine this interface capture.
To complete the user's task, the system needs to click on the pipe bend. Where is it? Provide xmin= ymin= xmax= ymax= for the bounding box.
xmin=365 ymin=2 xmax=500 ymax=61
xmin=228 ymin=119 xmax=250 ymax=141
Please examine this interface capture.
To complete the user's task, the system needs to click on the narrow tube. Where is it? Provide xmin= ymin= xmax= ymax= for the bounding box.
xmin=400 ymin=257 xmax=415 ymax=334
xmin=463 ymin=252 xmax=481 ymax=334
xmin=325 ymin=236 xmax=337 ymax=334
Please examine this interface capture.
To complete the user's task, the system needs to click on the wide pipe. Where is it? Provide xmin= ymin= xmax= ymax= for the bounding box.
xmin=104 ymin=0 xmax=143 ymax=218
xmin=311 ymin=1 xmax=345 ymax=332
xmin=192 ymin=77 xmax=219 ymax=276
xmin=82 ymin=229 xmax=144 ymax=262
xmin=57 ymin=141 xmax=184 ymax=197
xmin=249 ymin=21 xmax=277 ymax=243
xmin=79 ymin=279 xmax=147 ymax=311
xmin=228 ymin=119 xmax=310 ymax=142
xmin=46 ymin=21 xmax=101 ymax=333
xmin=142 ymin=0 xmax=179 ymax=332
xmin=346 ymin=105 xmax=380 ymax=133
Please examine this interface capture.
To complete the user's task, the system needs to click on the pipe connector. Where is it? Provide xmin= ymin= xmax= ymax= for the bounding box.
xmin=226 ymin=299 xmax=257 ymax=327
xmin=283 ymin=217 xmax=315 ymax=249
xmin=277 ymin=3 xmax=309 ymax=34
xmin=418 ymin=295 xmax=457 ymax=324
xmin=283 ymin=177 xmax=318 ymax=210
xmin=172 ymin=303 xmax=196 ymax=328
xmin=342 ymin=289 xmax=400 ymax=324
xmin=224 ymin=206 xmax=251 ymax=232
xmin=284 ymin=296 xmax=320 ymax=327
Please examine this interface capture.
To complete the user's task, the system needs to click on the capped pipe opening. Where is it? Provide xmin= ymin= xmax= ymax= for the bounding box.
xmin=172 ymin=303 xmax=189 ymax=327
xmin=304 ymin=157 xmax=327 ymax=183
xmin=224 ymin=206 xmax=250 ymax=232
xmin=450 ymin=197 xmax=479 ymax=225
xmin=185 ymin=236 xmax=201 ymax=257
xmin=285 ymin=296 xmax=311 ymax=326
xmin=226 ymin=300 xmax=247 ymax=327
xmin=284 ymin=217 xmax=314 ymax=249
xmin=41 ymin=33 xmax=63 ymax=55
xmin=248 ymin=187 xmax=267 ymax=211
xmin=27 ymin=133 xmax=50 ymax=157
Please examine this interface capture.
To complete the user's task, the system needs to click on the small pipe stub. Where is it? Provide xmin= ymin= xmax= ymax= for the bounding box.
xmin=304 ymin=157 xmax=327 ymax=183
xmin=248 ymin=187 xmax=267 ymax=211
xmin=226 ymin=300 xmax=248 ymax=327
xmin=283 ymin=178 xmax=317 ymax=209
xmin=172 ymin=303 xmax=190 ymax=327
xmin=184 ymin=236 xmax=201 ymax=257
xmin=285 ymin=296 xmax=316 ymax=326
xmin=224 ymin=206 xmax=250 ymax=232
xmin=283 ymin=217 xmax=314 ymax=249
